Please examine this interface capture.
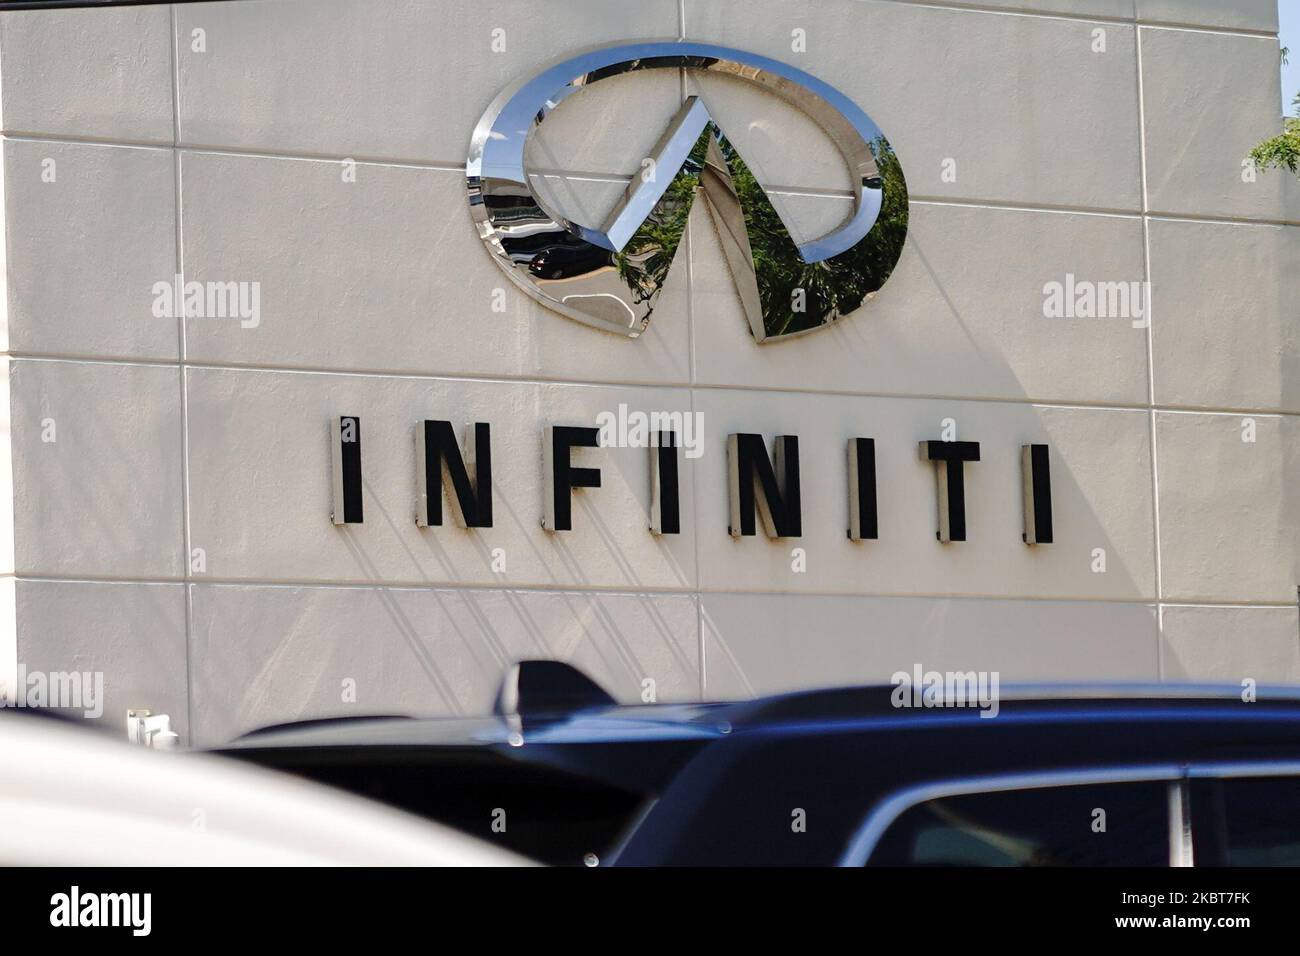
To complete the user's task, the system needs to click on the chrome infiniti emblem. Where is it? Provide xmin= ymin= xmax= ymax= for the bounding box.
xmin=467 ymin=40 xmax=908 ymax=342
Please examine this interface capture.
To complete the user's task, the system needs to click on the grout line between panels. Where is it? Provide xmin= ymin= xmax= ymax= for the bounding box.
xmin=1134 ymin=22 xmax=1166 ymax=681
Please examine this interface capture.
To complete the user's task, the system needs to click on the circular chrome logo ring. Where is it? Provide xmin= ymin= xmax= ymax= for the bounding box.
xmin=467 ymin=40 xmax=908 ymax=342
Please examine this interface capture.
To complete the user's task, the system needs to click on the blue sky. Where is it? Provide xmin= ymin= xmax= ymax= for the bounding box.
xmin=1283 ymin=0 xmax=1299 ymax=114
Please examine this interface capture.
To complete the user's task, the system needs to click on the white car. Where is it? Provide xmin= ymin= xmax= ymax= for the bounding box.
xmin=0 ymin=714 xmax=530 ymax=866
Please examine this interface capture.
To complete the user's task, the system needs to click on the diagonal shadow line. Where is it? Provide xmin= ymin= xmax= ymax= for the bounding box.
xmin=338 ymin=482 xmax=463 ymax=715
xmin=909 ymin=231 xmax=986 ymax=357
xmin=412 ymin=513 xmax=520 ymax=668
xmin=363 ymin=431 xmax=559 ymax=684
xmin=575 ymin=491 xmax=697 ymax=679
xmin=698 ymin=601 xmax=757 ymax=699
xmin=339 ymin=531 xmax=462 ymax=716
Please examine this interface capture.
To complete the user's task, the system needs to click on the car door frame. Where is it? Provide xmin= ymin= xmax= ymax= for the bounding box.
xmin=837 ymin=763 xmax=1193 ymax=867
xmin=839 ymin=759 xmax=1300 ymax=867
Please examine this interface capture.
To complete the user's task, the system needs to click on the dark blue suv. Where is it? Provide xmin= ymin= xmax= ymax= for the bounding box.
xmin=218 ymin=662 xmax=1300 ymax=867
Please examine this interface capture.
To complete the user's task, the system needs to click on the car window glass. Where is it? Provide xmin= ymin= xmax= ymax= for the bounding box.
xmin=1193 ymin=777 xmax=1300 ymax=867
xmin=867 ymin=781 xmax=1170 ymax=866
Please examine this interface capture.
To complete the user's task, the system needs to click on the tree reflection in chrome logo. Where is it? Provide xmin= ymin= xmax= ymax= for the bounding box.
xmin=467 ymin=41 xmax=909 ymax=343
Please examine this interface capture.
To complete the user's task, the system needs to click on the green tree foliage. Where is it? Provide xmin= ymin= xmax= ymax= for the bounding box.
xmin=614 ymin=128 xmax=909 ymax=338
xmin=612 ymin=137 xmax=702 ymax=306
xmin=727 ymin=136 xmax=908 ymax=338
xmin=1250 ymin=93 xmax=1300 ymax=174
xmin=1251 ymin=46 xmax=1298 ymax=176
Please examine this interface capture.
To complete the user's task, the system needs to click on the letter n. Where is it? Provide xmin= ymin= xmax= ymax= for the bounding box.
xmin=417 ymin=421 xmax=493 ymax=528
xmin=728 ymin=433 xmax=801 ymax=538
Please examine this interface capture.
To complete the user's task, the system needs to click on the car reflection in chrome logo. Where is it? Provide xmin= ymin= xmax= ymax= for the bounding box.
xmin=467 ymin=40 xmax=909 ymax=343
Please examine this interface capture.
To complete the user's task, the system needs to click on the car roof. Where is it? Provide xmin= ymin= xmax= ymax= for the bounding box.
xmin=219 ymin=682 xmax=1300 ymax=750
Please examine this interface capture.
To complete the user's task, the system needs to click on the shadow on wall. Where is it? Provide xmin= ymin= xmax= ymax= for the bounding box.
xmin=182 ymin=206 xmax=1164 ymax=744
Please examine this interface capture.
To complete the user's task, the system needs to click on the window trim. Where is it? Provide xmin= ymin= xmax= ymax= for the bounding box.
xmin=837 ymin=764 xmax=1189 ymax=867
xmin=838 ymin=760 xmax=1300 ymax=867
xmin=1186 ymin=760 xmax=1300 ymax=781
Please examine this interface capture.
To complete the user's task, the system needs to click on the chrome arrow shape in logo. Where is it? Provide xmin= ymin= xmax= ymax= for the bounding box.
xmin=467 ymin=40 xmax=908 ymax=343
